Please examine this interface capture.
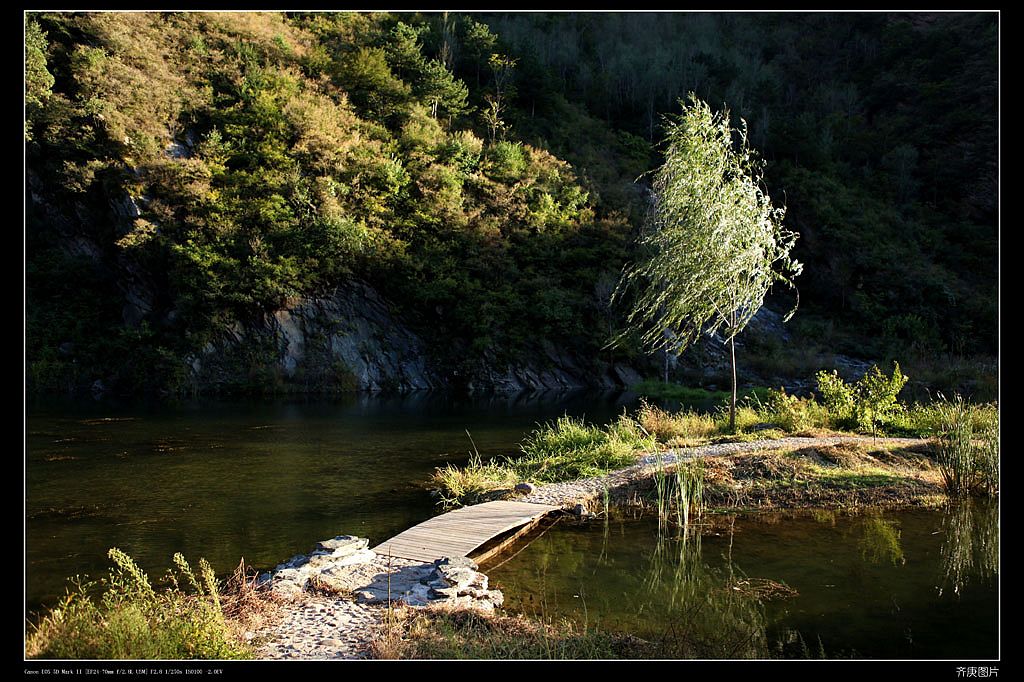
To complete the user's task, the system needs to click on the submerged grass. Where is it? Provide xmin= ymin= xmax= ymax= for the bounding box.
xmin=26 ymin=549 xmax=258 ymax=660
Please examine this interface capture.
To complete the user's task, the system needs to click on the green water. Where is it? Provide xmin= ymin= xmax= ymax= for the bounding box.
xmin=488 ymin=503 xmax=999 ymax=659
xmin=26 ymin=394 xmax=999 ymax=658
xmin=25 ymin=392 xmax=635 ymax=612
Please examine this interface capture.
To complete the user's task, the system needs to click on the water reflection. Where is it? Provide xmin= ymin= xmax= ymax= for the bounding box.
xmin=939 ymin=499 xmax=999 ymax=597
xmin=26 ymin=391 xmax=643 ymax=610
xmin=859 ymin=516 xmax=906 ymax=566
xmin=637 ymin=519 xmax=770 ymax=658
xmin=490 ymin=507 xmax=999 ymax=659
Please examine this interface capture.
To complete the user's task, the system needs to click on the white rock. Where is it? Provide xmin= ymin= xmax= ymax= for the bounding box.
xmin=332 ymin=548 xmax=376 ymax=567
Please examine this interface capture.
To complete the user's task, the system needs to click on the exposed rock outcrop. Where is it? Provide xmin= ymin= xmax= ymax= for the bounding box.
xmin=188 ymin=280 xmax=644 ymax=394
xmin=190 ymin=282 xmax=444 ymax=392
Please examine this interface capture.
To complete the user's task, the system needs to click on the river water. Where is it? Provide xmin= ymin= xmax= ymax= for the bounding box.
xmin=25 ymin=392 xmax=636 ymax=612
xmin=488 ymin=503 xmax=999 ymax=659
xmin=25 ymin=393 xmax=998 ymax=658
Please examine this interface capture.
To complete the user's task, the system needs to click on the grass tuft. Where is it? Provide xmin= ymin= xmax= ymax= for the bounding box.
xmin=513 ymin=415 xmax=652 ymax=483
xmin=931 ymin=395 xmax=999 ymax=497
xmin=27 ymin=549 xmax=253 ymax=660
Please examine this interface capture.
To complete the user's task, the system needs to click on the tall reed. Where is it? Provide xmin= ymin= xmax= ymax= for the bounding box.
xmin=933 ymin=395 xmax=999 ymax=497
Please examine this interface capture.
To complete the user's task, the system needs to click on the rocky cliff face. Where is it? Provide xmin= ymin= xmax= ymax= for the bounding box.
xmin=188 ymin=281 xmax=644 ymax=394
xmin=189 ymin=281 xmax=442 ymax=392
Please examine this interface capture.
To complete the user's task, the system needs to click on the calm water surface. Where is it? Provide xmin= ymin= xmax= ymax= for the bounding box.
xmin=488 ymin=504 xmax=999 ymax=659
xmin=26 ymin=393 xmax=999 ymax=659
xmin=26 ymin=391 xmax=636 ymax=612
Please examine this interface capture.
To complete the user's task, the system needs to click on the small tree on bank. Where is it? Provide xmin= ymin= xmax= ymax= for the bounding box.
xmin=615 ymin=95 xmax=802 ymax=430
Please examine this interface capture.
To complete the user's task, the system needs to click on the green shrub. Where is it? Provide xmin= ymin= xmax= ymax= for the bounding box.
xmin=485 ymin=140 xmax=527 ymax=182
xmin=27 ymin=549 xmax=249 ymax=660
xmin=761 ymin=388 xmax=819 ymax=432
xmin=856 ymin=362 xmax=908 ymax=435
xmin=439 ymin=129 xmax=484 ymax=174
xmin=815 ymin=369 xmax=857 ymax=428
xmin=814 ymin=362 xmax=908 ymax=434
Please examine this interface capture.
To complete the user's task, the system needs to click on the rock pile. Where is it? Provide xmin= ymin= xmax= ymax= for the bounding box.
xmin=260 ymin=535 xmax=503 ymax=611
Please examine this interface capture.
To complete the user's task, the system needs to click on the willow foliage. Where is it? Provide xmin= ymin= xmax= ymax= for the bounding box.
xmin=616 ymin=94 xmax=801 ymax=353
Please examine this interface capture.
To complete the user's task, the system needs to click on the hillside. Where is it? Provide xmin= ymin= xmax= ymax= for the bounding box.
xmin=25 ymin=12 xmax=998 ymax=397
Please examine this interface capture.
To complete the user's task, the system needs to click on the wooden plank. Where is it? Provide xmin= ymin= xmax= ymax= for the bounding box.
xmin=470 ymin=515 xmax=552 ymax=565
xmin=476 ymin=515 xmax=564 ymax=570
xmin=372 ymin=500 xmax=560 ymax=563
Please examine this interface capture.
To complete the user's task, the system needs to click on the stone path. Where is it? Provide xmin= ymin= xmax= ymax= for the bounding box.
xmin=255 ymin=595 xmax=385 ymax=660
xmin=253 ymin=435 xmax=927 ymax=659
xmin=254 ymin=541 xmax=503 ymax=660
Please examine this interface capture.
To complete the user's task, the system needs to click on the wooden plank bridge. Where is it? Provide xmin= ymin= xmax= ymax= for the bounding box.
xmin=372 ymin=500 xmax=561 ymax=565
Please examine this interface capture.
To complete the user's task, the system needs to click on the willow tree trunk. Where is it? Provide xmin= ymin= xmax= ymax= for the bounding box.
xmin=729 ymin=334 xmax=737 ymax=432
xmin=729 ymin=309 xmax=738 ymax=432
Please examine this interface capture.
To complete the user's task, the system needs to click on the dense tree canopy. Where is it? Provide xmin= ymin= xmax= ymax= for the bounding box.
xmin=24 ymin=11 xmax=997 ymax=396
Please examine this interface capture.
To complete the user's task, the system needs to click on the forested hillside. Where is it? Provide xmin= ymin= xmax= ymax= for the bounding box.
xmin=25 ymin=12 xmax=998 ymax=396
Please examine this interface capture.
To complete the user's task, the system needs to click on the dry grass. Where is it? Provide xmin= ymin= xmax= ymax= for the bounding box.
xmin=27 ymin=551 xmax=255 ymax=660
xmin=700 ymin=443 xmax=945 ymax=511
xmin=219 ymin=559 xmax=282 ymax=644
xmin=637 ymin=401 xmax=717 ymax=443
xmin=368 ymin=603 xmax=414 ymax=660
xmin=368 ymin=603 xmax=653 ymax=660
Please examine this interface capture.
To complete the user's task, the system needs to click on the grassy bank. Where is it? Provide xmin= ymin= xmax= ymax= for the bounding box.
xmin=629 ymin=380 xmax=770 ymax=405
xmin=26 ymin=550 xmax=274 ymax=660
xmin=372 ymin=605 xmax=651 ymax=659
xmin=432 ymin=416 xmax=655 ymax=507
xmin=431 ymin=365 xmax=998 ymax=507
xmin=371 ymin=601 xmax=792 ymax=660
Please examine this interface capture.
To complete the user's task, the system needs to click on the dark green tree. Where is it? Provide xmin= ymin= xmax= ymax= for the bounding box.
xmin=418 ymin=59 xmax=469 ymax=121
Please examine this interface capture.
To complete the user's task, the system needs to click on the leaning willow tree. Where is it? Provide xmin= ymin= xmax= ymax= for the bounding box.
xmin=615 ymin=95 xmax=802 ymax=430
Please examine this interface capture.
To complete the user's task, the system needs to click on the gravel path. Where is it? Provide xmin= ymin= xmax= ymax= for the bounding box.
xmin=253 ymin=434 xmax=927 ymax=659
xmin=253 ymin=553 xmax=427 ymax=660
xmin=255 ymin=595 xmax=385 ymax=660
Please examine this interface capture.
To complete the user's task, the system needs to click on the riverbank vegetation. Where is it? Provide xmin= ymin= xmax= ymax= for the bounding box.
xmin=373 ymin=603 xmax=794 ymax=659
xmin=26 ymin=550 xmax=270 ymax=659
xmin=431 ymin=365 xmax=998 ymax=507
xmin=697 ymin=441 xmax=945 ymax=511
xmin=931 ymin=395 xmax=999 ymax=497
xmin=373 ymin=605 xmax=653 ymax=659
xmin=630 ymin=380 xmax=770 ymax=405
